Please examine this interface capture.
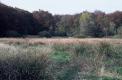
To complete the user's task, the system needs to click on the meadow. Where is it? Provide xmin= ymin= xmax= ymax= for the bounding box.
xmin=0 ymin=38 xmax=122 ymax=80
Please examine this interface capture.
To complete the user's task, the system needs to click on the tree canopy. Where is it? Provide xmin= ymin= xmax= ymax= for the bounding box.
xmin=0 ymin=2 xmax=122 ymax=38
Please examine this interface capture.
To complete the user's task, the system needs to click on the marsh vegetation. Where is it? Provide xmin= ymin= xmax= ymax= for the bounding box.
xmin=0 ymin=38 xmax=122 ymax=80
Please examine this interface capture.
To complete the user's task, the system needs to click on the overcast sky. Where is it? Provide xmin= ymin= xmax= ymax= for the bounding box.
xmin=1 ymin=0 xmax=122 ymax=14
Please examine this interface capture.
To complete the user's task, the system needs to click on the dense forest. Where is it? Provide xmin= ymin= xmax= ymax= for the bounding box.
xmin=1 ymin=2 xmax=122 ymax=38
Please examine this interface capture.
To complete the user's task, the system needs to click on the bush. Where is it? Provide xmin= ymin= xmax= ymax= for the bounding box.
xmin=5 ymin=30 xmax=21 ymax=37
xmin=38 ymin=31 xmax=52 ymax=38
xmin=112 ymin=34 xmax=122 ymax=38
xmin=53 ymin=32 xmax=67 ymax=37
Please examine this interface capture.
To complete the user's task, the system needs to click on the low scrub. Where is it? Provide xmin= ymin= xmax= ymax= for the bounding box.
xmin=0 ymin=45 xmax=53 ymax=80
xmin=0 ymin=42 xmax=122 ymax=80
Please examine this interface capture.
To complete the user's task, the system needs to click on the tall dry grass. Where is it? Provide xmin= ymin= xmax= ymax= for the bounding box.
xmin=0 ymin=44 xmax=54 ymax=80
xmin=1 ymin=38 xmax=122 ymax=45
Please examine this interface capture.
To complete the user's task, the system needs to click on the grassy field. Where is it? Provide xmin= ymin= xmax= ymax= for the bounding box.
xmin=0 ymin=38 xmax=122 ymax=80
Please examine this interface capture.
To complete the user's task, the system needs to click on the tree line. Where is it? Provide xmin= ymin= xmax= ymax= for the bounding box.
xmin=0 ymin=2 xmax=122 ymax=38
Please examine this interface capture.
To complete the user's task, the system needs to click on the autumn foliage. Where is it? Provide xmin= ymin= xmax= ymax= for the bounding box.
xmin=0 ymin=3 xmax=122 ymax=37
